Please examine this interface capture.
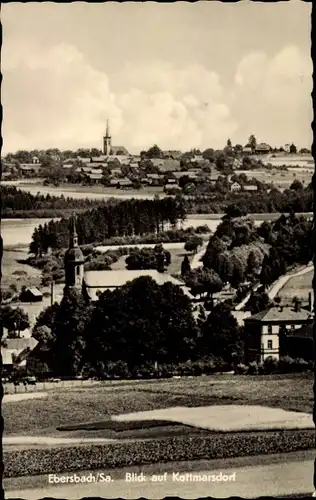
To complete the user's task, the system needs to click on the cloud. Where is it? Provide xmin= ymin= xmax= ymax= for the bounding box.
xmin=2 ymin=38 xmax=312 ymax=154
xmin=230 ymin=45 xmax=312 ymax=147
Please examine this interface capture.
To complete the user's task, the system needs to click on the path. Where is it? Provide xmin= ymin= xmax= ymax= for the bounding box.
xmin=235 ymin=263 xmax=313 ymax=311
xmin=5 ymin=454 xmax=315 ymax=499
xmin=191 ymin=243 xmax=208 ymax=269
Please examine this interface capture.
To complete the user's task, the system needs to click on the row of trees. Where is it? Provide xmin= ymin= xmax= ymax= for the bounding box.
xmin=2 ymin=186 xmax=104 ymax=217
xmin=29 ymin=197 xmax=186 ymax=255
xmin=29 ymin=279 xmax=242 ymax=377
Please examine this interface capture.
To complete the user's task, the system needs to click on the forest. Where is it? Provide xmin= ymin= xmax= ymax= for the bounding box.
xmin=1 ymin=185 xmax=105 ymax=218
xmin=29 ymin=197 xmax=187 ymax=255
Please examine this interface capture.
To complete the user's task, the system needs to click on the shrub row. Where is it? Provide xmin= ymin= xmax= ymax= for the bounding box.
xmin=235 ymin=356 xmax=313 ymax=375
xmin=4 ymin=429 xmax=314 ymax=477
xmin=86 ymin=358 xmax=232 ymax=380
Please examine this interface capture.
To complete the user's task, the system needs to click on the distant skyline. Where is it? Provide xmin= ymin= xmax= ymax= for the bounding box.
xmin=2 ymin=1 xmax=312 ymax=154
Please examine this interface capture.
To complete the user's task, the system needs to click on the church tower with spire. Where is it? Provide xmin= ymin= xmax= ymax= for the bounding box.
xmin=103 ymin=119 xmax=112 ymax=155
xmin=64 ymin=214 xmax=85 ymax=291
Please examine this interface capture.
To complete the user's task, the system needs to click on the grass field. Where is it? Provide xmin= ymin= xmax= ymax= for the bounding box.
xmin=3 ymin=373 xmax=313 ymax=438
xmin=237 ymin=168 xmax=313 ymax=189
xmin=2 ymin=248 xmax=42 ymax=290
xmin=278 ymin=270 xmax=313 ymax=301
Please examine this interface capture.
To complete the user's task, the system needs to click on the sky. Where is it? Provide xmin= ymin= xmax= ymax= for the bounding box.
xmin=1 ymin=1 xmax=312 ymax=154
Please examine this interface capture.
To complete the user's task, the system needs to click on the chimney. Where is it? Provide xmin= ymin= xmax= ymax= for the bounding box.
xmin=51 ymin=281 xmax=55 ymax=306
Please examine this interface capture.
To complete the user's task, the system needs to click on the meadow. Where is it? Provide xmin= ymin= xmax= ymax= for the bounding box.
xmin=278 ymin=270 xmax=313 ymax=301
xmin=3 ymin=373 xmax=313 ymax=438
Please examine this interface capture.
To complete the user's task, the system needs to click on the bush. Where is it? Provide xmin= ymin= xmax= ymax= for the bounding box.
xmin=4 ymin=430 xmax=314 ymax=477
xmin=263 ymin=356 xmax=278 ymax=375
xmin=235 ymin=363 xmax=248 ymax=375
xmin=248 ymin=361 xmax=259 ymax=375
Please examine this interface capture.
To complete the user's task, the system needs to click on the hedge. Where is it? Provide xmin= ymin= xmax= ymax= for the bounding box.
xmin=4 ymin=429 xmax=314 ymax=477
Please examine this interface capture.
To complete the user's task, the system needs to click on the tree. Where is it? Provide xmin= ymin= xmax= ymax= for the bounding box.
xmin=145 ymin=145 xmax=163 ymax=159
xmin=87 ymin=277 xmax=198 ymax=366
xmin=289 ymin=143 xmax=297 ymax=154
xmin=48 ymin=288 xmax=92 ymax=376
xmin=181 ymin=255 xmax=191 ymax=277
xmin=200 ymin=302 xmax=240 ymax=361
xmin=184 ymin=235 xmax=203 ymax=254
xmin=202 ymin=148 xmax=215 ymax=162
xmin=227 ymin=139 xmax=232 ymax=148
xmin=290 ymin=179 xmax=303 ymax=191
xmin=245 ymin=291 xmax=270 ymax=314
xmin=0 ymin=306 xmax=30 ymax=336
xmin=247 ymin=250 xmax=260 ymax=276
xmin=248 ymin=134 xmax=257 ymax=151
xmin=230 ymin=258 xmax=245 ymax=289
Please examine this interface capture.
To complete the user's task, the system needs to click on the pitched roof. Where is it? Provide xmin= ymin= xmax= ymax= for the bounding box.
xmin=111 ymin=146 xmax=129 ymax=155
xmin=25 ymin=287 xmax=43 ymax=297
xmin=245 ymin=307 xmax=313 ymax=323
xmin=84 ymin=270 xmax=193 ymax=301
xmin=87 ymin=173 xmax=103 ymax=180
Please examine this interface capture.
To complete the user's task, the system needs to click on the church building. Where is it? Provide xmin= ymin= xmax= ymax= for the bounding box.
xmin=63 ymin=215 xmax=193 ymax=301
xmin=102 ymin=119 xmax=129 ymax=156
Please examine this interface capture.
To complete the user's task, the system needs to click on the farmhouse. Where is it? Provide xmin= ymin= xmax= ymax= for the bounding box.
xmin=1 ymin=337 xmax=38 ymax=376
xmin=244 ymin=302 xmax=313 ymax=363
xmin=19 ymin=287 xmax=43 ymax=303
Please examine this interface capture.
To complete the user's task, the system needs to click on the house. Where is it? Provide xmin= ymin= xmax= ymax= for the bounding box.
xmin=111 ymin=177 xmax=133 ymax=189
xmin=83 ymin=269 xmax=193 ymax=301
xmin=230 ymin=182 xmax=242 ymax=192
xmin=77 ymin=156 xmax=91 ymax=164
xmin=159 ymin=159 xmax=181 ymax=173
xmin=163 ymin=150 xmax=182 ymax=160
xmin=243 ymin=146 xmax=253 ymax=154
xmin=244 ymin=304 xmax=313 ymax=363
xmin=89 ymin=162 xmax=107 ymax=168
xmin=243 ymin=185 xmax=258 ymax=192
xmin=87 ymin=172 xmax=103 ymax=183
xmin=164 ymin=183 xmax=181 ymax=193
xmin=1 ymin=337 xmax=38 ymax=376
xmin=284 ymin=144 xmax=291 ymax=153
xmin=255 ymin=143 xmax=271 ymax=155
xmin=19 ymin=164 xmax=42 ymax=174
xmin=146 ymin=173 xmax=162 ymax=186
xmin=19 ymin=287 xmax=43 ymax=303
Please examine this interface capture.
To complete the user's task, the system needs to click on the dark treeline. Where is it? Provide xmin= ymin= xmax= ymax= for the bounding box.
xmin=29 ymin=197 xmax=186 ymax=255
xmin=185 ymin=185 xmax=313 ymax=214
xmin=1 ymin=185 xmax=105 ymax=217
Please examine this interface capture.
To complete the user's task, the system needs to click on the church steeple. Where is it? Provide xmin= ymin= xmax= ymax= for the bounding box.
xmin=103 ymin=118 xmax=112 ymax=155
xmin=64 ymin=213 xmax=84 ymax=291
xmin=69 ymin=213 xmax=79 ymax=248
xmin=105 ymin=119 xmax=111 ymax=139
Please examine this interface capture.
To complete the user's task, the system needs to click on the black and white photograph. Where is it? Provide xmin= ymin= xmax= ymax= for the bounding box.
xmin=0 ymin=1 xmax=314 ymax=498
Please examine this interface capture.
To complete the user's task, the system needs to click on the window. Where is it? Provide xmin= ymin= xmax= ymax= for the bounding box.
xmin=267 ymin=325 xmax=272 ymax=334
xmin=76 ymin=266 xmax=80 ymax=276
xmin=261 ymin=343 xmax=264 ymax=352
xmin=267 ymin=340 xmax=273 ymax=349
